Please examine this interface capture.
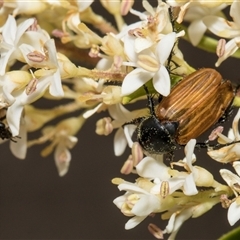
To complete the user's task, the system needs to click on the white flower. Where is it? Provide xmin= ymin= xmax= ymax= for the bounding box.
xmin=22 ymin=39 xmax=64 ymax=97
xmin=113 ymin=138 xmax=226 ymax=239
xmin=122 ymin=32 xmax=179 ymax=97
xmin=95 ymin=103 xmax=146 ymax=156
xmin=220 ymin=161 xmax=240 ymax=226
xmin=136 ymin=139 xmax=200 ymax=196
xmin=184 ymin=4 xmax=226 ymax=46
xmin=207 ymin=108 xmax=240 ymax=163
xmin=167 ymin=0 xmax=228 ymax=23
xmin=162 ymin=191 xmax=221 ymax=240
xmin=28 ymin=116 xmax=85 ymax=176
xmin=203 ymin=0 xmax=240 ymax=66
xmin=5 ymin=66 xmax=63 ymax=137
xmin=0 ymin=15 xmax=35 ymax=75
xmin=113 ymin=178 xmax=176 ymax=229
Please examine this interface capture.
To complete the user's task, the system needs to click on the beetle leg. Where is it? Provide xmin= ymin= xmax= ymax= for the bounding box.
xmin=143 ymin=85 xmax=156 ymax=117
xmin=217 ymin=106 xmax=233 ymax=124
xmin=158 ymin=94 xmax=163 ymax=103
xmin=195 ymin=140 xmax=240 ymax=150
xmin=195 ymin=142 xmax=208 ymax=149
xmin=10 ymin=137 xmax=17 ymax=143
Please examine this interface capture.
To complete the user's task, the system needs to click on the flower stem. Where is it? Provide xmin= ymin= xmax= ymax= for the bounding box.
xmin=180 ymin=24 xmax=240 ymax=59
xmin=218 ymin=226 xmax=240 ymax=240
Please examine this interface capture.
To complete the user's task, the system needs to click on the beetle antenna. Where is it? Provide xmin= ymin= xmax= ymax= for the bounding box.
xmin=143 ymin=85 xmax=156 ymax=117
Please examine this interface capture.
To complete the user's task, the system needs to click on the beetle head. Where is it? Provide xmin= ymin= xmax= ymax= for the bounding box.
xmin=136 ymin=115 xmax=179 ymax=155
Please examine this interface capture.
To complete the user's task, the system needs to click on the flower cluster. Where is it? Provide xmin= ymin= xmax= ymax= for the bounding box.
xmin=0 ymin=0 xmax=240 ymax=239
xmin=113 ymin=139 xmax=231 ymax=239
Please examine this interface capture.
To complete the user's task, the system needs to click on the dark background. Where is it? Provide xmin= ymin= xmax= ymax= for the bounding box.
xmin=0 ymin=2 xmax=240 ymax=240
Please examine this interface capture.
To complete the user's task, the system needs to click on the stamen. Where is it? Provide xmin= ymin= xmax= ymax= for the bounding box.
xmin=27 ymin=51 xmax=46 ymax=62
xmin=148 ymin=223 xmax=164 ymax=239
xmin=220 ymin=194 xmax=231 ymax=208
xmin=131 ymin=142 xmax=143 ymax=166
xmin=26 ymin=69 xmax=38 ymax=95
xmin=160 ymin=181 xmax=169 ymax=199
xmin=121 ymin=156 xmax=134 ymax=175
xmin=216 ymin=39 xmax=226 ymax=57
xmin=208 ymin=126 xmax=224 ymax=141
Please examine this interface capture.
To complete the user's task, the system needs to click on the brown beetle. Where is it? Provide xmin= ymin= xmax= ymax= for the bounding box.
xmin=125 ymin=68 xmax=235 ymax=155
xmin=156 ymin=68 xmax=234 ymax=145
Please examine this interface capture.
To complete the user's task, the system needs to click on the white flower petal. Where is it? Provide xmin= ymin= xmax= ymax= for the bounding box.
xmin=96 ymin=58 xmax=112 ymax=70
xmin=125 ymin=215 xmax=147 ymax=230
xmin=228 ymin=200 xmax=240 ymax=226
xmin=113 ymin=195 xmax=128 ymax=208
xmin=83 ymin=103 xmax=103 ymax=119
xmin=108 ymin=103 xmax=130 ymax=121
xmin=0 ymin=49 xmax=15 ymax=76
xmin=165 ymin=212 xmax=177 ymax=234
xmin=45 ymin=39 xmax=63 ymax=97
xmin=233 ymin=161 xmax=240 ymax=176
xmin=168 ymin=178 xmax=186 ymax=194
xmin=182 ymin=173 xmax=198 ymax=195
xmin=188 ymin=20 xmax=207 ymax=46
xmin=230 ymin=0 xmax=240 ymax=26
xmin=203 ymin=16 xmax=240 ymax=38
xmin=2 ymin=79 xmax=18 ymax=104
xmin=131 ymin=194 xmax=160 ymax=216
xmin=2 ymin=15 xmax=17 ymax=45
xmin=54 ymin=143 xmax=71 ymax=177
xmin=123 ymin=34 xmax=138 ymax=63
xmin=7 ymin=75 xmax=51 ymax=136
xmin=121 ymin=68 xmax=153 ymax=96
xmin=135 ymin=37 xmax=153 ymax=53
xmin=118 ymin=183 xmax=149 ymax=194
xmin=124 ymin=124 xmax=136 ymax=148
xmin=185 ymin=139 xmax=196 ymax=170
xmin=156 ymin=32 xmax=176 ymax=64
xmin=232 ymin=106 xmax=240 ymax=140
xmin=220 ymin=169 xmax=240 ymax=187
xmin=6 ymin=102 xmax=24 ymax=137
xmin=114 ymin=128 xmax=128 ymax=156
xmin=152 ymin=66 xmax=170 ymax=96
xmin=15 ymin=18 xmax=35 ymax=44
xmin=136 ymin=156 xmax=170 ymax=180
xmin=215 ymin=38 xmax=240 ymax=67
xmin=151 ymin=177 xmax=185 ymax=195
xmin=49 ymin=69 xmax=64 ymax=97
xmin=167 ymin=208 xmax=193 ymax=239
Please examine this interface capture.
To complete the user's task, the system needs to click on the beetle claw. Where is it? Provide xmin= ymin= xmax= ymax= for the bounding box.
xmin=196 ymin=140 xmax=240 ymax=150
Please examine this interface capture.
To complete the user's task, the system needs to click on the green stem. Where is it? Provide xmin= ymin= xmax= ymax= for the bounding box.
xmin=218 ymin=226 xmax=240 ymax=240
xmin=179 ymin=24 xmax=240 ymax=59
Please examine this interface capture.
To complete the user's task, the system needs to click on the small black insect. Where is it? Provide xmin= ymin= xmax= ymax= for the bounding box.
xmin=0 ymin=121 xmax=14 ymax=141
xmin=0 ymin=109 xmax=15 ymax=142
